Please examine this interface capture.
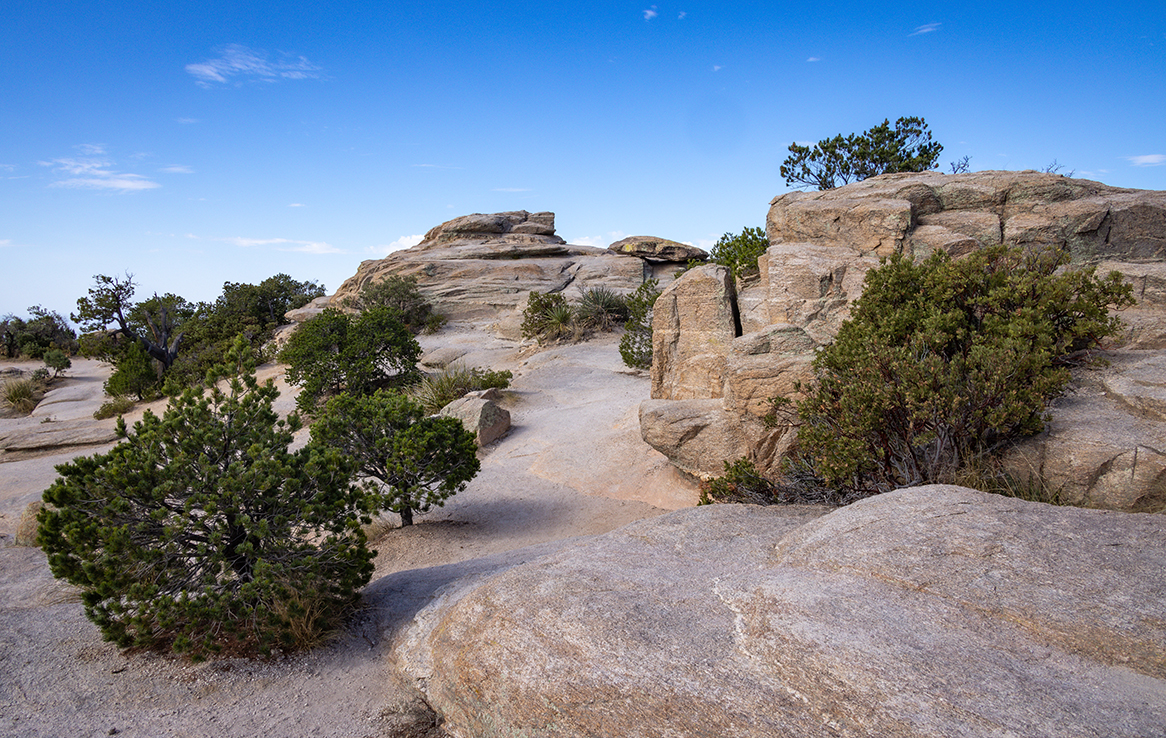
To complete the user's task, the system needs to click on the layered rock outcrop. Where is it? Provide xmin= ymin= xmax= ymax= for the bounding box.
xmin=641 ymin=171 xmax=1166 ymax=510
xmin=393 ymin=486 xmax=1166 ymax=737
xmin=332 ymin=212 xmax=693 ymax=325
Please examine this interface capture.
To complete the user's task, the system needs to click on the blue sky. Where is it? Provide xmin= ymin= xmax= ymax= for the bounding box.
xmin=2 ymin=0 xmax=1164 ymax=321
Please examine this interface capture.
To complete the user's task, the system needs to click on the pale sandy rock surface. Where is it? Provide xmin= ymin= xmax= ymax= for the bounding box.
xmin=397 ymin=486 xmax=1166 ymax=738
xmin=0 ymin=325 xmax=697 ymax=738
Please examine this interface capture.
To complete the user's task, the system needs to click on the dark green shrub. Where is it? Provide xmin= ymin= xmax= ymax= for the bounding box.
xmin=37 ymin=339 xmax=374 ymax=659
xmin=794 ymin=245 xmax=1134 ymax=498
xmin=521 ymin=291 xmax=576 ymax=342
xmin=104 ymin=342 xmax=160 ymax=401
xmin=43 ymin=349 xmax=71 ymax=380
xmin=410 ymin=364 xmax=513 ymax=414
xmin=780 ymin=116 xmax=942 ymax=190
xmin=619 ymin=279 xmax=661 ymax=369
xmin=311 ymin=391 xmax=480 ymax=527
xmin=575 ymin=287 xmax=629 ymax=332
xmin=280 ymin=306 xmax=421 ymax=414
xmin=1 ymin=307 xmax=77 ymax=359
xmin=345 ymin=275 xmax=444 ymax=334
xmin=706 ymin=227 xmax=769 ymax=280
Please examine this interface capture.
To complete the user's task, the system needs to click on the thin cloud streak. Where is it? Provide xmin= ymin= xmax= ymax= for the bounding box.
xmin=185 ymin=44 xmax=323 ymax=87
xmin=161 ymin=165 xmax=194 ymax=174
xmin=910 ymin=23 xmax=941 ymax=36
xmin=1127 ymin=154 xmax=1166 ymax=167
xmin=221 ymin=236 xmax=343 ymax=254
xmin=643 ymin=6 xmax=658 ymax=20
xmin=41 ymin=153 xmax=160 ymax=191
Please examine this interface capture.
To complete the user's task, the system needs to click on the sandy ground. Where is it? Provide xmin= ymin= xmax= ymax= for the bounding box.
xmin=0 ymin=324 xmax=699 ymax=737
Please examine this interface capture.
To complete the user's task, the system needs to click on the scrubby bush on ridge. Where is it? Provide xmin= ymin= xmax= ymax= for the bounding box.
xmin=791 ymin=245 xmax=1133 ymax=498
xmin=410 ymin=364 xmax=512 ymax=414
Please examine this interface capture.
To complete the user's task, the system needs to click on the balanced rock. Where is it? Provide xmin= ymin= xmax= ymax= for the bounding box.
xmin=608 ymin=236 xmax=708 ymax=263
xmin=641 ymin=171 xmax=1166 ymax=509
xmin=394 ymin=486 xmax=1166 ymax=737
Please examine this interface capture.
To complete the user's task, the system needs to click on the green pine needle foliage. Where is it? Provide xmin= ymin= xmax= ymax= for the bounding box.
xmin=38 ymin=337 xmax=374 ymax=660
xmin=619 ymin=279 xmax=661 ymax=369
xmin=794 ymin=245 xmax=1135 ymax=498
xmin=280 ymin=306 xmax=421 ymax=414
xmin=706 ymin=227 xmax=769 ymax=280
xmin=311 ymin=391 xmax=480 ymax=527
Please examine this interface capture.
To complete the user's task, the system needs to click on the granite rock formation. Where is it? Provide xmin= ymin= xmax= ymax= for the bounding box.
xmin=640 ymin=172 xmax=1166 ymax=510
xmin=393 ymin=486 xmax=1166 ymax=737
xmin=332 ymin=212 xmax=695 ymax=326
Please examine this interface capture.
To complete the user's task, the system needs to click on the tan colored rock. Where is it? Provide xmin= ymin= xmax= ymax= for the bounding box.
xmin=284 ymin=295 xmax=331 ymax=323
xmin=638 ymin=398 xmax=750 ymax=478
xmin=14 ymin=500 xmax=44 ymax=546
xmin=440 ymin=395 xmax=511 ymax=447
xmin=723 ymin=324 xmax=815 ymax=420
xmin=608 ymin=236 xmax=708 ymax=263
xmin=396 ymin=486 xmax=1166 ymax=738
xmin=332 ymin=211 xmax=648 ymax=322
xmin=0 ymin=420 xmax=120 ymax=451
xmin=763 ymin=241 xmax=878 ymax=344
xmin=650 ymin=265 xmax=739 ymax=401
xmin=1003 ymin=352 xmax=1166 ymax=512
xmin=767 ymin=194 xmax=913 ymax=256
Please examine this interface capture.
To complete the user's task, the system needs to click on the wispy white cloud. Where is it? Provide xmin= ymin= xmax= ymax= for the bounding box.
xmin=713 ymin=65 xmax=723 ymax=71
xmin=806 ymin=57 xmax=821 ymax=62
xmin=185 ymin=44 xmax=323 ymax=87
xmin=161 ymin=165 xmax=194 ymax=174
xmin=41 ymin=150 xmax=161 ymax=192
xmin=571 ymin=231 xmax=628 ymax=248
xmin=1127 ymin=154 xmax=1166 ymax=167
xmin=0 ymin=238 xmax=17 ymax=248
xmin=643 ymin=6 xmax=658 ymax=20
xmin=412 ymin=163 xmax=463 ymax=170
xmin=492 ymin=187 xmax=530 ymax=192
xmin=288 ymin=203 xmax=306 ymax=208
xmin=678 ymin=11 xmax=686 ymax=19
xmin=176 ymin=117 xmax=199 ymax=124
xmin=367 ymin=234 xmax=424 ymax=256
xmin=909 ymin=22 xmax=941 ymax=36
xmin=222 ymin=236 xmax=342 ymax=254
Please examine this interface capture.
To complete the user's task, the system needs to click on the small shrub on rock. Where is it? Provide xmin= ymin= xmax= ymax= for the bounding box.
xmin=793 ymin=245 xmax=1134 ymax=498
xmin=345 ymin=274 xmax=445 ymax=334
xmin=2 ymin=377 xmax=39 ymax=415
xmin=38 ymin=338 xmax=374 ymax=660
xmin=93 ymin=395 xmax=136 ymax=420
xmin=619 ymin=279 xmax=661 ymax=370
xmin=704 ymin=227 xmax=769 ymax=280
xmin=43 ymin=349 xmax=71 ymax=380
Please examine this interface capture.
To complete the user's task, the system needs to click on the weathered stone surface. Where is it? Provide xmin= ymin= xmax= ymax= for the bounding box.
xmin=395 ymin=486 xmax=1166 ymax=737
xmin=440 ymin=396 xmax=511 ymax=447
xmin=638 ymin=398 xmax=749 ymax=478
xmin=14 ymin=500 xmax=44 ymax=546
xmin=764 ymin=241 xmax=878 ymax=345
xmin=332 ymin=211 xmax=649 ymax=322
xmin=1004 ymin=352 xmax=1166 ymax=512
xmin=723 ymin=324 xmax=815 ymax=420
xmin=0 ymin=420 xmax=119 ymax=451
xmin=284 ymin=295 xmax=331 ymax=323
xmin=645 ymin=172 xmax=1166 ymax=509
xmin=608 ymin=236 xmax=708 ymax=263
xmin=650 ymin=264 xmax=739 ymax=401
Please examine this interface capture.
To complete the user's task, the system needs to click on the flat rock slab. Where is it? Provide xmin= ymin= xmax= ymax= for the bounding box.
xmin=396 ymin=486 xmax=1166 ymax=737
xmin=0 ymin=420 xmax=119 ymax=451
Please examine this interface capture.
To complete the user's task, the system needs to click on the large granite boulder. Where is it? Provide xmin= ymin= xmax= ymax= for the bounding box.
xmin=641 ymin=172 xmax=1166 ymax=506
xmin=332 ymin=212 xmax=686 ymax=325
xmin=393 ymin=486 xmax=1166 ymax=737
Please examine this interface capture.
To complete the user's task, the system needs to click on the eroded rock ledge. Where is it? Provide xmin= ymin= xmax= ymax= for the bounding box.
xmin=640 ymin=171 xmax=1166 ymax=511
xmin=392 ymin=486 xmax=1166 ymax=737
